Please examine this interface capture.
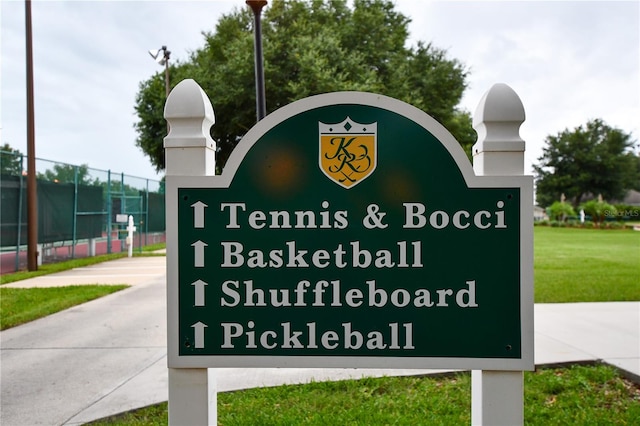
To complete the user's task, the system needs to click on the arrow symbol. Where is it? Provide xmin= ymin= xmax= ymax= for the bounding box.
xmin=191 ymin=201 xmax=208 ymax=229
xmin=191 ymin=321 xmax=208 ymax=349
xmin=192 ymin=279 xmax=208 ymax=306
xmin=191 ymin=240 xmax=208 ymax=268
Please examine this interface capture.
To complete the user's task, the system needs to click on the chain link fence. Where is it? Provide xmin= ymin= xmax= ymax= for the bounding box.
xmin=1 ymin=150 xmax=165 ymax=273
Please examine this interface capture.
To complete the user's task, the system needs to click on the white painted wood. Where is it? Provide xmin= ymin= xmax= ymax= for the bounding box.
xmin=168 ymin=368 xmax=217 ymax=426
xmin=164 ymin=78 xmax=217 ymax=425
xmin=163 ymin=78 xmax=216 ymax=176
xmin=471 ymin=83 xmax=529 ymax=426
xmin=471 ymin=370 xmax=524 ymax=425
xmin=472 ymin=83 xmax=526 ymax=176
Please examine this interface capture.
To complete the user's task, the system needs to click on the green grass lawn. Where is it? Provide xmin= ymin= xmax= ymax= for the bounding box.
xmin=534 ymin=227 xmax=640 ymax=303
xmin=87 ymin=226 xmax=638 ymax=424
xmin=0 ymin=246 xmax=165 ymax=329
xmin=0 ymin=229 xmax=637 ymax=330
xmin=89 ymin=364 xmax=640 ymax=425
xmin=0 ymin=242 xmax=165 ymax=285
xmin=1 ymin=232 xmax=638 ymax=424
xmin=0 ymin=252 xmax=130 ymax=285
xmin=0 ymin=285 xmax=129 ymax=330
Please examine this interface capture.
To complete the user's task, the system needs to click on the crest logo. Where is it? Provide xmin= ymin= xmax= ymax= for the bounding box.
xmin=319 ymin=117 xmax=377 ymax=189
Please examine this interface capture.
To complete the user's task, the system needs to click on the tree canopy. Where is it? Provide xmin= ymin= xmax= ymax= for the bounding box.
xmin=534 ymin=119 xmax=639 ymax=208
xmin=0 ymin=144 xmax=24 ymax=176
xmin=134 ymin=0 xmax=473 ymax=173
xmin=37 ymin=163 xmax=92 ymax=185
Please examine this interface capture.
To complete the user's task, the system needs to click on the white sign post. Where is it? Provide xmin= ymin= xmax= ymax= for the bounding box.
xmin=164 ymin=79 xmax=217 ymax=425
xmin=471 ymin=83 xmax=532 ymax=425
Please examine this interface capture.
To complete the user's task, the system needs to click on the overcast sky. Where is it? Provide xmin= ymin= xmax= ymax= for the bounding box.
xmin=1 ymin=0 xmax=638 ymax=182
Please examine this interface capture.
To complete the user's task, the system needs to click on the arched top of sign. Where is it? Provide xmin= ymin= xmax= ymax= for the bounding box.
xmin=220 ymin=91 xmax=476 ymax=188
xmin=166 ymin=85 xmax=534 ymax=371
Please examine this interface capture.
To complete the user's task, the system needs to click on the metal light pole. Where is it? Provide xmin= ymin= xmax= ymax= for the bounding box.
xmin=149 ymin=46 xmax=171 ymax=131
xmin=149 ymin=45 xmax=171 ymax=97
xmin=25 ymin=0 xmax=38 ymax=271
xmin=247 ymin=0 xmax=267 ymax=121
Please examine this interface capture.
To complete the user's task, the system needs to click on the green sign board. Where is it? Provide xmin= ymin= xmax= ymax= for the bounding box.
xmin=167 ymin=92 xmax=533 ymax=370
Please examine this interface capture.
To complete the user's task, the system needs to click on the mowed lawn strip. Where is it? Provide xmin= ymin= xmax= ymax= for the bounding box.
xmin=534 ymin=227 xmax=640 ymax=303
xmin=0 ymin=253 xmax=129 ymax=285
xmin=88 ymin=364 xmax=640 ymax=426
xmin=0 ymin=243 xmax=165 ymax=285
xmin=0 ymin=229 xmax=637 ymax=329
xmin=81 ymin=228 xmax=639 ymax=424
xmin=0 ymin=285 xmax=129 ymax=330
xmin=1 ymin=231 xmax=638 ymax=423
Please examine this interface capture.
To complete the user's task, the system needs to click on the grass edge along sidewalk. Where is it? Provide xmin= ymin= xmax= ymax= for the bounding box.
xmin=0 ymin=285 xmax=129 ymax=330
xmin=0 ymin=242 xmax=166 ymax=285
xmin=88 ymin=364 xmax=640 ymax=426
xmin=1 ymin=232 xmax=638 ymax=423
xmin=3 ymin=229 xmax=638 ymax=331
xmin=0 ymin=245 xmax=166 ymax=330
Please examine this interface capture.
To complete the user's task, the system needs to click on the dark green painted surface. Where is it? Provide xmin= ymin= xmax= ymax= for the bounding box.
xmin=177 ymin=105 xmax=521 ymax=358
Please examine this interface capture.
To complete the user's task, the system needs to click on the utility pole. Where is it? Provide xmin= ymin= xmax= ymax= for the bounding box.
xmin=25 ymin=0 xmax=38 ymax=271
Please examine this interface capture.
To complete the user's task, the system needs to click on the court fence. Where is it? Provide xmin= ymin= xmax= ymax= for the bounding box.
xmin=1 ymin=150 xmax=165 ymax=273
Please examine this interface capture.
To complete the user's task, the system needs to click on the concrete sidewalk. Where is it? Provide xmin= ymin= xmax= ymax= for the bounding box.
xmin=1 ymin=256 xmax=638 ymax=425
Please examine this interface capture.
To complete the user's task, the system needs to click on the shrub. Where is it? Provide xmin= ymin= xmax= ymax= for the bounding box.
xmin=580 ymin=200 xmax=616 ymax=224
xmin=547 ymin=201 xmax=576 ymax=221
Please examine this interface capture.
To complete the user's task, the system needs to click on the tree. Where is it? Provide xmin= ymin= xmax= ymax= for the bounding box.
xmin=37 ymin=163 xmax=93 ymax=185
xmin=0 ymin=144 xmax=24 ymax=176
xmin=534 ymin=119 xmax=639 ymax=208
xmin=134 ymin=0 xmax=474 ymax=172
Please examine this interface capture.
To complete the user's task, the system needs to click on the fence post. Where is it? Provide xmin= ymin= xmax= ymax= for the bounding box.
xmin=106 ymin=170 xmax=112 ymax=254
xmin=471 ymin=83 xmax=527 ymax=425
xmin=72 ymin=165 xmax=79 ymax=259
xmin=15 ymin=152 xmax=25 ymax=271
xmin=145 ymin=179 xmax=150 ymax=246
xmin=164 ymin=78 xmax=217 ymax=425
